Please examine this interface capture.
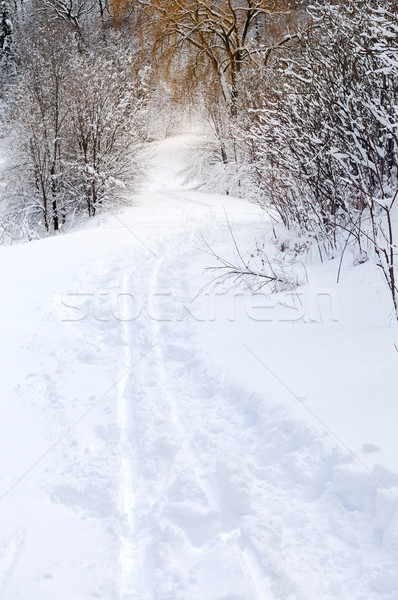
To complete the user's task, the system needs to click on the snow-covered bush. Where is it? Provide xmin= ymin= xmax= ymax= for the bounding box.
xmin=250 ymin=0 xmax=398 ymax=261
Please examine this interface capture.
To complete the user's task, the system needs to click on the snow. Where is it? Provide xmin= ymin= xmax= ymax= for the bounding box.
xmin=0 ymin=135 xmax=397 ymax=599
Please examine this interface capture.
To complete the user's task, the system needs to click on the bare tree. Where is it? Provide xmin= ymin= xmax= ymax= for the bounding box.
xmin=41 ymin=0 xmax=96 ymax=31
xmin=112 ymin=0 xmax=303 ymax=112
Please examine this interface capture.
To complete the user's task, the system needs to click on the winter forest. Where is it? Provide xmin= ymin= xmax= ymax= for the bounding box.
xmin=1 ymin=1 xmax=397 ymax=289
xmin=0 ymin=0 xmax=397 ymax=314
xmin=0 ymin=1 xmax=398 ymax=599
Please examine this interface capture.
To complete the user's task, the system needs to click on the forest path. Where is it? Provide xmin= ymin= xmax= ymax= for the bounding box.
xmin=112 ymin=137 xmax=392 ymax=600
xmin=115 ymin=182 xmax=267 ymax=600
xmin=0 ymin=136 xmax=396 ymax=600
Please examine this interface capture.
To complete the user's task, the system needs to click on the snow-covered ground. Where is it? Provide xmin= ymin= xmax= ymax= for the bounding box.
xmin=0 ymin=135 xmax=397 ymax=599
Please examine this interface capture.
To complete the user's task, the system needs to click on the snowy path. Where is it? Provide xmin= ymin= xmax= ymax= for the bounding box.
xmin=113 ymin=193 xmax=279 ymax=600
xmin=0 ymin=137 xmax=397 ymax=599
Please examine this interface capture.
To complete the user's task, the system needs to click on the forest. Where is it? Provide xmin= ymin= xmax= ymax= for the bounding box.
xmin=0 ymin=0 xmax=397 ymax=314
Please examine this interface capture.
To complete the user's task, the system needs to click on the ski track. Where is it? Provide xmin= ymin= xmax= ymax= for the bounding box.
xmin=130 ymin=200 xmax=283 ymax=599
xmin=118 ymin=266 xmax=143 ymax=600
xmin=113 ymin=190 xmax=398 ymax=600
xmin=146 ymin=228 xmax=264 ymax=599
xmin=2 ymin=144 xmax=398 ymax=599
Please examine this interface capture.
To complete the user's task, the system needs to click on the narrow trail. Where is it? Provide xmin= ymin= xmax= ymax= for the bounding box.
xmin=112 ymin=190 xmax=346 ymax=599
xmin=109 ymin=185 xmax=270 ymax=598
xmin=145 ymin=234 xmax=264 ymax=599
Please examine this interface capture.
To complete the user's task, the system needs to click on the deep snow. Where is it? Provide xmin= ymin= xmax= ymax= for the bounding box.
xmin=0 ymin=135 xmax=397 ymax=599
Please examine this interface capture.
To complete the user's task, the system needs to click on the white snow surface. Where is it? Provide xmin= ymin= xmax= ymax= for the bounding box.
xmin=0 ymin=135 xmax=398 ymax=599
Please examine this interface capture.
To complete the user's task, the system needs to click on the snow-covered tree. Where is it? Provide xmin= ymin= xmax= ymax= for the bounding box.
xmin=7 ymin=22 xmax=143 ymax=234
xmin=65 ymin=50 xmax=142 ymax=217
xmin=0 ymin=0 xmax=14 ymax=96
xmin=112 ymin=0 xmax=304 ymax=114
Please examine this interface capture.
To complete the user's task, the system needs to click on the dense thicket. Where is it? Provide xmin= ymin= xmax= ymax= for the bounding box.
xmin=250 ymin=1 xmax=397 ymax=241
xmin=248 ymin=0 xmax=398 ymax=314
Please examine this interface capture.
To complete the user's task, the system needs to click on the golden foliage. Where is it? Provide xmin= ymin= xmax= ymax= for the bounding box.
xmin=111 ymin=0 xmax=302 ymax=107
